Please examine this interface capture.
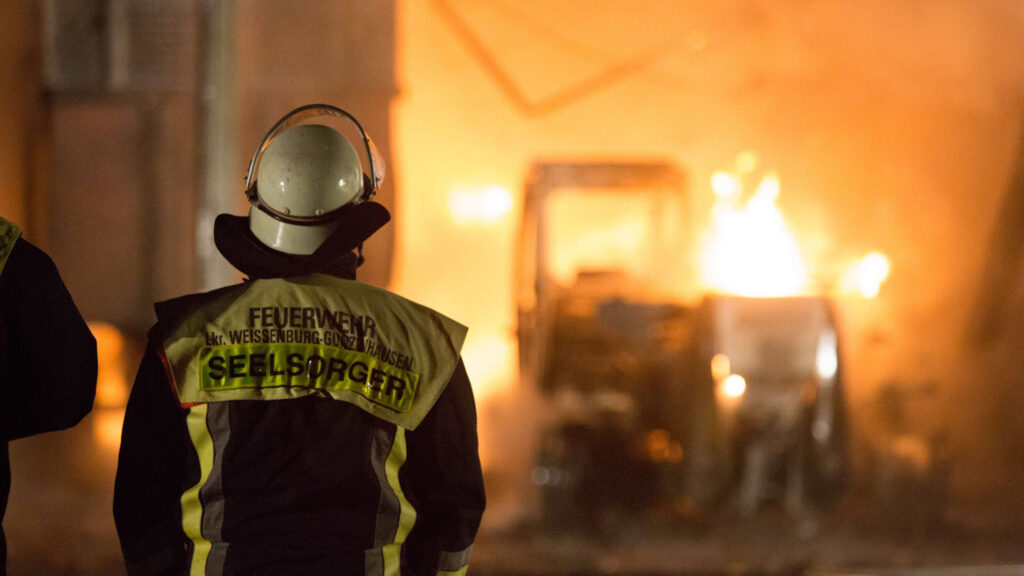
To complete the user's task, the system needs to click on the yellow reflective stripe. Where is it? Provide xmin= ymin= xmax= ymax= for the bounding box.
xmin=381 ymin=427 xmax=416 ymax=576
xmin=181 ymin=404 xmax=214 ymax=576
xmin=437 ymin=568 xmax=468 ymax=576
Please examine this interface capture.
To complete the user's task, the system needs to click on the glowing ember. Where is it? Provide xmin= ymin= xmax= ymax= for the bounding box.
xmin=700 ymin=165 xmax=809 ymax=297
xmin=711 ymin=353 xmax=746 ymax=398
xmin=722 ymin=374 xmax=747 ymax=398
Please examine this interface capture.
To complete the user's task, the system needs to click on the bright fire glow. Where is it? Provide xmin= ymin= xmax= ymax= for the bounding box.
xmin=461 ymin=331 xmax=516 ymax=402
xmin=459 ymin=332 xmax=517 ymax=470
xmin=840 ymin=251 xmax=891 ymax=298
xmin=449 ymin=186 xmax=513 ymax=224
xmin=700 ymin=168 xmax=808 ymax=297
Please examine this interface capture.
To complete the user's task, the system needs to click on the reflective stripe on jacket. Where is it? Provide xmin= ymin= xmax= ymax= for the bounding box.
xmin=142 ymin=273 xmax=476 ymax=576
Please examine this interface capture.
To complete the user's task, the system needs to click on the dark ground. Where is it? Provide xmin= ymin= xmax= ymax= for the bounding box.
xmin=4 ymin=411 xmax=1023 ymax=576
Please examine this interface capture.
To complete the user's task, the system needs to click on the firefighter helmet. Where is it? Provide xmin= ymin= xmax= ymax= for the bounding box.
xmin=244 ymin=104 xmax=385 ymax=255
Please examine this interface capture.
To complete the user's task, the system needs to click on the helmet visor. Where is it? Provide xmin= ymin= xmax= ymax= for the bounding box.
xmin=245 ymin=104 xmax=386 ymax=213
xmin=365 ymin=134 xmax=386 ymax=193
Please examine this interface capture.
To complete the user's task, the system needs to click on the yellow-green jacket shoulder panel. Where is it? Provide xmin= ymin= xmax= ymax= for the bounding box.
xmin=0 ymin=217 xmax=22 ymax=278
xmin=156 ymin=274 xmax=467 ymax=430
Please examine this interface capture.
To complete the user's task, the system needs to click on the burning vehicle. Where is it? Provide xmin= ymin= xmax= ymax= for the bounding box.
xmin=516 ymin=161 xmax=850 ymax=530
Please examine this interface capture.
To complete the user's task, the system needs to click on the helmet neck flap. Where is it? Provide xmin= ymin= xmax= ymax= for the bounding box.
xmin=215 ymin=200 xmax=391 ymax=279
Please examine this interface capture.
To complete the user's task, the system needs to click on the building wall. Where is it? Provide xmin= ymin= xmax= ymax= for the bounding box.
xmin=20 ymin=1 xmax=397 ymax=331
xmin=0 ymin=2 xmax=46 ymax=236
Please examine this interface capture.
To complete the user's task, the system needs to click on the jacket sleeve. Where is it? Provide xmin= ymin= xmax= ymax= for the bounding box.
xmin=0 ymin=238 xmax=97 ymax=441
xmin=113 ymin=338 xmax=189 ymax=576
xmin=402 ymin=359 xmax=486 ymax=576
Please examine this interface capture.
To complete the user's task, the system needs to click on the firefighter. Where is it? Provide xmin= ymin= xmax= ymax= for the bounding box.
xmin=113 ymin=105 xmax=485 ymax=576
xmin=0 ymin=217 xmax=97 ymax=575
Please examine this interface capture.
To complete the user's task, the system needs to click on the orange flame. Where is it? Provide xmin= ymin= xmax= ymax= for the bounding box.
xmin=700 ymin=163 xmax=809 ymax=297
xmin=699 ymin=155 xmax=891 ymax=300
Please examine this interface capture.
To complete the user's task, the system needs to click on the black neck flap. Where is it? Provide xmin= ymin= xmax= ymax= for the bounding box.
xmin=213 ymin=201 xmax=391 ymax=280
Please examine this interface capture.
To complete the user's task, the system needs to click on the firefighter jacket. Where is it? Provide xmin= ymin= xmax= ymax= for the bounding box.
xmin=114 ymin=272 xmax=486 ymax=576
xmin=0 ymin=217 xmax=97 ymax=575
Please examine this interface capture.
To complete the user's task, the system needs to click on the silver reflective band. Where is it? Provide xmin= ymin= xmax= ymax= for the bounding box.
xmin=437 ymin=545 xmax=474 ymax=572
